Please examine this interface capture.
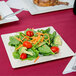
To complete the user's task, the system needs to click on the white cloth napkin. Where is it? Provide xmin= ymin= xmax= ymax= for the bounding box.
xmin=63 ymin=53 xmax=76 ymax=74
xmin=6 ymin=0 xmax=28 ymax=10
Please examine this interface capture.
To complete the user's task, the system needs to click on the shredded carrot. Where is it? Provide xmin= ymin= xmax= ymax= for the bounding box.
xmin=16 ymin=45 xmax=23 ymax=51
xmin=31 ymin=35 xmax=41 ymax=44
xmin=34 ymin=56 xmax=40 ymax=63
xmin=22 ymin=34 xmax=24 ymax=36
xmin=36 ymin=32 xmax=44 ymax=35
xmin=41 ymin=36 xmax=44 ymax=42
xmin=22 ymin=37 xmax=25 ymax=41
xmin=22 ymin=36 xmax=29 ymax=40
xmin=38 ymin=42 xmax=43 ymax=47
xmin=14 ymin=37 xmax=23 ymax=43
xmin=38 ymin=44 xmax=41 ymax=47
xmin=22 ymin=34 xmax=29 ymax=40
xmin=30 ymin=32 xmax=50 ymax=45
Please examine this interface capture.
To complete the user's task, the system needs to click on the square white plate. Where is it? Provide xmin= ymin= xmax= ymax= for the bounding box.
xmin=24 ymin=0 xmax=75 ymax=15
xmin=1 ymin=26 xmax=74 ymax=68
xmin=0 ymin=1 xmax=19 ymax=24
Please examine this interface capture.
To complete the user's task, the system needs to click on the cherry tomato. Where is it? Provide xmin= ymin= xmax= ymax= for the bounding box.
xmin=26 ymin=31 xmax=34 ymax=37
xmin=23 ymin=41 xmax=32 ymax=49
xmin=20 ymin=53 xmax=27 ymax=59
xmin=50 ymin=46 xmax=59 ymax=53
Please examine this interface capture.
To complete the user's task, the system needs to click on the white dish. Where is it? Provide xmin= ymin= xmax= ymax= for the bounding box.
xmin=0 ymin=1 xmax=19 ymax=24
xmin=24 ymin=0 xmax=75 ymax=15
xmin=1 ymin=26 xmax=74 ymax=68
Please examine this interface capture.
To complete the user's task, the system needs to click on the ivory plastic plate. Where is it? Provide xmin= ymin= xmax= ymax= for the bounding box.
xmin=0 ymin=1 xmax=19 ymax=24
xmin=24 ymin=0 xmax=75 ymax=15
xmin=1 ymin=26 xmax=74 ymax=68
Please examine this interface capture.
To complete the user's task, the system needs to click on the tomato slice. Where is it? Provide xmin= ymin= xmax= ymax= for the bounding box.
xmin=23 ymin=41 xmax=32 ymax=49
xmin=50 ymin=46 xmax=59 ymax=53
xmin=20 ymin=53 xmax=27 ymax=59
xmin=26 ymin=31 xmax=34 ymax=37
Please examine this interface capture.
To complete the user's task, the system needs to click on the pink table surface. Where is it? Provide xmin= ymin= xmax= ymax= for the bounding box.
xmin=0 ymin=5 xmax=76 ymax=76
xmin=0 ymin=0 xmax=7 ymax=2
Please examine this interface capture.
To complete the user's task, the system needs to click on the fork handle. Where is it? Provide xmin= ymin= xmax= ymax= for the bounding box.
xmin=3 ymin=8 xmax=24 ymax=19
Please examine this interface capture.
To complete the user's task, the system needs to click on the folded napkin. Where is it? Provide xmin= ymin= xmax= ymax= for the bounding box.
xmin=63 ymin=53 xmax=76 ymax=74
xmin=6 ymin=0 xmax=28 ymax=10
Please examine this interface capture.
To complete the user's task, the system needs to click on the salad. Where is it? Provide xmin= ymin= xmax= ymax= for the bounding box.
xmin=8 ymin=28 xmax=62 ymax=62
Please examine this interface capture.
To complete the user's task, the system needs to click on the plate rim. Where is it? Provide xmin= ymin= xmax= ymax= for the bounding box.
xmin=1 ymin=26 xmax=75 ymax=68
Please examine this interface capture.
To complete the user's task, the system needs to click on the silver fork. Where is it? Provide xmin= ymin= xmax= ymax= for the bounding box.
xmin=2 ymin=8 xmax=24 ymax=20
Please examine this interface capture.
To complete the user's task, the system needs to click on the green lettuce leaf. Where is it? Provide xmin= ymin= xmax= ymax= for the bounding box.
xmin=8 ymin=36 xmax=20 ymax=46
xmin=27 ymin=48 xmax=39 ymax=58
xmin=37 ymin=28 xmax=50 ymax=33
xmin=13 ymin=51 xmax=20 ymax=59
xmin=38 ymin=44 xmax=55 ymax=55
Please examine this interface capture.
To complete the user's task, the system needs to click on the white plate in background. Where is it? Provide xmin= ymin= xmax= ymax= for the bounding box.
xmin=0 ymin=1 xmax=19 ymax=24
xmin=24 ymin=0 xmax=75 ymax=15
xmin=1 ymin=26 xmax=74 ymax=68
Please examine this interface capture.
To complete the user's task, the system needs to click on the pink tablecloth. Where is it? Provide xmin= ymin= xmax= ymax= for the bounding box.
xmin=0 ymin=7 xmax=76 ymax=76
xmin=0 ymin=0 xmax=7 ymax=2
